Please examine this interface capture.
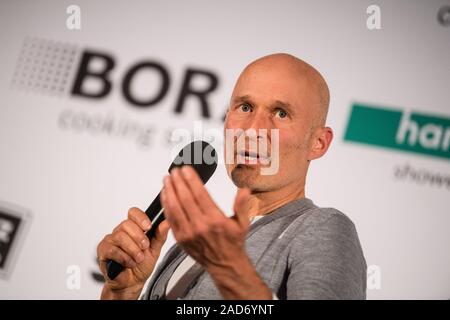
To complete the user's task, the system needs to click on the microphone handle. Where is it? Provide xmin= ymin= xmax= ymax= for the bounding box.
xmin=106 ymin=193 xmax=165 ymax=280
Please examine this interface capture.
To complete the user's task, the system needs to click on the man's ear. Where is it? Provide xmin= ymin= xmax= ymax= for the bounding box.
xmin=307 ymin=126 xmax=333 ymax=161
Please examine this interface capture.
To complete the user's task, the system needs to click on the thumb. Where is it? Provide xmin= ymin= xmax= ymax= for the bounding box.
xmin=233 ymin=188 xmax=252 ymax=228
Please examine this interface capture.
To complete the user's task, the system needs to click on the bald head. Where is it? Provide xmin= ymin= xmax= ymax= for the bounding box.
xmin=225 ymin=53 xmax=334 ymax=194
xmin=234 ymin=53 xmax=330 ymax=127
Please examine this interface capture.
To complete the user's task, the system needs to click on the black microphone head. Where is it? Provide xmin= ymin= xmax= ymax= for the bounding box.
xmin=168 ymin=140 xmax=218 ymax=184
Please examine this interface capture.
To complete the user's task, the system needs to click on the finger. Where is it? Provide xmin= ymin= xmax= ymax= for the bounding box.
xmin=110 ymin=230 xmax=145 ymax=264
xmin=162 ymin=172 xmax=190 ymax=234
xmin=97 ymin=236 xmax=137 ymax=271
xmin=233 ymin=188 xmax=251 ymax=228
xmin=117 ymin=220 xmax=150 ymax=250
xmin=151 ymin=220 xmax=170 ymax=251
xmin=170 ymin=166 xmax=204 ymax=223
xmin=180 ymin=165 xmax=220 ymax=218
xmin=127 ymin=207 xmax=151 ymax=232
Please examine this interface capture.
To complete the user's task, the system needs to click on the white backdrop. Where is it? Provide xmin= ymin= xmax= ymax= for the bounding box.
xmin=0 ymin=0 xmax=449 ymax=299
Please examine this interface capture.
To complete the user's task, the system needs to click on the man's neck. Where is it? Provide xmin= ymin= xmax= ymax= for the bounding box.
xmin=244 ymin=183 xmax=305 ymax=219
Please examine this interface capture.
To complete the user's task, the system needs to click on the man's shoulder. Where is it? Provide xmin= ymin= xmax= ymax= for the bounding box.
xmin=286 ymin=201 xmax=359 ymax=238
xmin=285 ymin=201 xmax=366 ymax=267
xmin=284 ymin=197 xmax=353 ymax=223
xmin=308 ymin=205 xmax=355 ymax=225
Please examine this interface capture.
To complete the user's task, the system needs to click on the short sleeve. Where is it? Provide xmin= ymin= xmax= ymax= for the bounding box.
xmin=286 ymin=210 xmax=367 ymax=299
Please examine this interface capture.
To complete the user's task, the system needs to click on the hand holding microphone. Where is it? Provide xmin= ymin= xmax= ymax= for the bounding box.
xmin=96 ymin=141 xmax=217 ymax=298
xmin=97 ymin=207 xmax=170 ymax=298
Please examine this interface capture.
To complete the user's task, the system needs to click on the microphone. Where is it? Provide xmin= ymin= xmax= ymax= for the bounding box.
xmin=106 ymin=140 xmax=218 ymax=280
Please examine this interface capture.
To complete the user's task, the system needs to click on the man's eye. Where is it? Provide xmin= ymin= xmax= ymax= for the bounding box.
xmin=275 ymin=109 xmax=288 ymax=118
xmin=239 ymin=103 xmax=252 ymax=112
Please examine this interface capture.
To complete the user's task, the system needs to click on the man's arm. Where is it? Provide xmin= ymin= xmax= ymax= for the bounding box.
xmin=286 ymin=211 xmax=367 ymax=299
xmin=161 ymin=166 xmax=275 ymax=299
xmin=206 ymin=250 xmax=273 ymax=300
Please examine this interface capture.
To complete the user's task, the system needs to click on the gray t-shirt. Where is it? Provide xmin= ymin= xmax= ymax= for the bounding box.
xmin=142 ymin=197 xmax=367 ymax=300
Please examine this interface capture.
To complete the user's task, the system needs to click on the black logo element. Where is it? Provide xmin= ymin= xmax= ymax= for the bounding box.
xmin=438 ymin=6 xmax=450 ymax=27
xmin=71 ymin=50 xmax=219 ymax=118
xmin=12 ymin=37 xmax=223 ymax=120
xmin=0 ymin=203 xmax=31 ymax=279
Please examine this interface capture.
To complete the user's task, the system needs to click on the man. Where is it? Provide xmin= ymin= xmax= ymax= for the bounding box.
xmin=97 ymin=53 xmax=367 ymax=300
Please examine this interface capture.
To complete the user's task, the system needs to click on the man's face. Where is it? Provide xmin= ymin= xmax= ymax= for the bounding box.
xmin=224 ymin=59 xmax=319 ymax=192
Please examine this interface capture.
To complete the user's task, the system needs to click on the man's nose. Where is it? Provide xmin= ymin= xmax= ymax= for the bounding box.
xmin=245 ymin=110 xmax=273 ymax=131
xmin=242 ymin=111 xmax=274 ymax=143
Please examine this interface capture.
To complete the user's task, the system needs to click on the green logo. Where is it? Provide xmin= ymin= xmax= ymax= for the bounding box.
xmin=344 ymin=103 xmax=450 ymax=160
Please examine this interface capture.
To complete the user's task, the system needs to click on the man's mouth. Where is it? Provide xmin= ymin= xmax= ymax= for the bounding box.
xmin=236 ymin=150 xmax=270 ymax=164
